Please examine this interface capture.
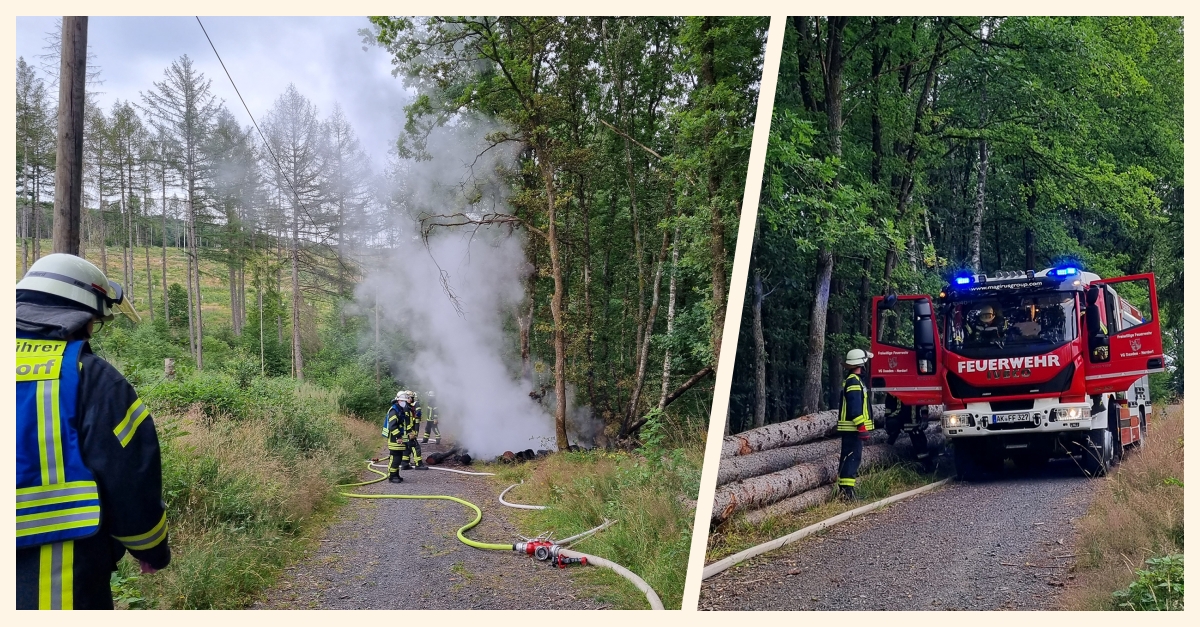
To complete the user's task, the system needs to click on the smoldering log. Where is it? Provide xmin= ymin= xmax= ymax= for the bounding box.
xmin=711 ymin=430 xmax=945 ymax=524
xmin=720 ymin=405 xmax=942 ymax=458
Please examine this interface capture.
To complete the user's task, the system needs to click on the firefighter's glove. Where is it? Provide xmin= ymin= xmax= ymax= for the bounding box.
xmin=407 ymin=431 xmax=417 ymax=440
xmin=858 ymin=424 xmax=869 ymax=441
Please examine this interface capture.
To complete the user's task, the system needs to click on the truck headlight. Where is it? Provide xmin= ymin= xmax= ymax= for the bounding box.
xmin=1052 ymin=407 xmax=1082 ymax=422
xmin=944 ymin=413 xmax=970 ymax=428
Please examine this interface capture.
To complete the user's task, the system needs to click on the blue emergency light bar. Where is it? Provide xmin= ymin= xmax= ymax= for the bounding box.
xmin=1052 ymin=267 xmax=1079 ymax=277
xmin=954 ymin=276 xmax=972 ymax=285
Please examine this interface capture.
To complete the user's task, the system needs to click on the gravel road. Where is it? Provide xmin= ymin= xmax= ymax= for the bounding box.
xmin=700 ymin=457 xmax=1098 ymax=610
xmin=253 ymin=443 xmax=603 ymax=610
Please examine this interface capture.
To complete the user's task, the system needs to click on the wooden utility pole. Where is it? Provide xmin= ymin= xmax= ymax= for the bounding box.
xmin=53 ymin=16 xmax=87 ymax=255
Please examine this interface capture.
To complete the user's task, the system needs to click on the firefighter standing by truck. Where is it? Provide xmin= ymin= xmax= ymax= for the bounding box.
xmin=16 ymin=254 xmax=171 ymax=609
xmin=836 ymin=349 xmax=875 ymax=500
xmin=420 ymin=390 xmax=440 ymax=444
xmin=883 ymin=394 xmax=931 ymax=466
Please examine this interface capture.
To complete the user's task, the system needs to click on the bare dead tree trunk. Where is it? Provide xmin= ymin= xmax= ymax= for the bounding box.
xmin=52 ymin=16 xmax=86 ymax=256
xmin=190 ymin=194 xmax=203 ymax=369
xmin=373 ymin=290 xmax=380 ymax=384
xmin=291 ymin=220 xmax=303 ymax=381
xmin=145 ymin=229 xmax=154 ymax=321
xmin=161 ymin=185 xmax=168 ymax=324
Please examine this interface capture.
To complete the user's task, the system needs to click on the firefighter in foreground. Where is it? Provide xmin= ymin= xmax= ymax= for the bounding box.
xmin=385 ymin=392 xmax=411 ymax=482
xmin=836 ymin=348 xmax=875 ymax=500
xmin=419 ymin=389 xmax=440 ymax=444
xmin=16 ymin=254 xmax=171 ymax=609
xmin=884 ymin=393 xmax=931 ymax=465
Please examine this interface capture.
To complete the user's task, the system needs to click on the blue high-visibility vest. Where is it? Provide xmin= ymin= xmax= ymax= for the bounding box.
xmin=16 ymin=338 xmax=101 ymax=549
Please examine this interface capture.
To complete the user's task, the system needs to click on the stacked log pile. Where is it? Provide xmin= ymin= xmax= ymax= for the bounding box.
xmin=711 ymin=405 xmax=943 ymax=525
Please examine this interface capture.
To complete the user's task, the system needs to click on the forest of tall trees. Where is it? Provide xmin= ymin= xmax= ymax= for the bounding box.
xmin=366 ymin=16 xmax=767 ymax=446
xmin=728 ymin=16 xmax=1184 ymax=433
xmin=15 ymin=16 xmax=768 ymax=448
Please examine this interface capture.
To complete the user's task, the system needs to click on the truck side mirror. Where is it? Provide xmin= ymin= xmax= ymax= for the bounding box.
xmin=914 ymin=300 xmax=934 ymax=348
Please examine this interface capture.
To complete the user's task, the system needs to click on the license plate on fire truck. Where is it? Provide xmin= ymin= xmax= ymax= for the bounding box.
xmin=991 ymin=412 xmax=1030 ymax=424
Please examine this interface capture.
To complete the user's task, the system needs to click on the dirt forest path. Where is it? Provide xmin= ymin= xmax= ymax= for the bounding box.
xmin=701 ymin=452 xmax=1102 ymax=610
xmin=253 ymin=442 xmax=602 ymax=610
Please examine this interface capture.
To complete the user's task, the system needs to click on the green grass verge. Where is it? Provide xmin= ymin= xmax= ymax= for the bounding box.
xmin=478 ymin=422 xmax=704 ymax=610
xmin=108 ymin=372 xmax=379 ymax=609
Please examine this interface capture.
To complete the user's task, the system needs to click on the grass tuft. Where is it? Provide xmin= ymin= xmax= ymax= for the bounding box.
xmin=482 ymin=421 xmax=704 ymax=609
xmin=114 ymin=375 xmax=377 ymax=609
xmin=1063 ymin=404 xmax=1184 ymax=610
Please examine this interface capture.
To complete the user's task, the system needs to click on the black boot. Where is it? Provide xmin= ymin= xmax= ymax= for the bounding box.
xmin=420 ymin=438 xmax=429 ymax=443
xmin=389 ymin=473 xmax=403 ymax=483
xmin=400 ymin=463 xmax=412 ymax=471
xmin=838 ymin=485 xmax=857 ymax=501
xmin=415 ymin=462 xmax=429 ymax=470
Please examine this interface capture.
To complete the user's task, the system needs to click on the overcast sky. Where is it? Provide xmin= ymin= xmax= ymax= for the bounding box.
xmin=15 ymin=16 xmax=411 ymax=169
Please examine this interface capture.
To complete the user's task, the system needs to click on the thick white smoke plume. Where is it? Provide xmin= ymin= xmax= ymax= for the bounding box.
xmin=354 ymin=120 xmax=556 ymax=458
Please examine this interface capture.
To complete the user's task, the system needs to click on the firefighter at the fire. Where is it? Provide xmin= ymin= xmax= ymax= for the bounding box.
xmin=883 ymin=394 xmax=930 ymax=463
xmin=402 ymin=394 xmax=428 ymax=470
xmin=420 ymin=390 xmax=440 ymax=443
xmin=836 ymin=348 xmax=875 ymax=500
xmin=385 ymin=392 xmax=411 ymax=482
xmin=16 ymin=254 xmax=171 ymax=609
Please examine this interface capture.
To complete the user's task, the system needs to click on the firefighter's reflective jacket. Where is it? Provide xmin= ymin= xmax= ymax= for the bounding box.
xmin=837 ymin=372 xmax=874 ymax=432
xmin=386 ymin=401 xmax=413 ymax=450
xmin=16 ymin=337 xmax=170 ymax=609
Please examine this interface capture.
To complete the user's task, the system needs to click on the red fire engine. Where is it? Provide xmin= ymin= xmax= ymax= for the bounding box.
xmin=870 ymin=266 xmax=1164 ymax=479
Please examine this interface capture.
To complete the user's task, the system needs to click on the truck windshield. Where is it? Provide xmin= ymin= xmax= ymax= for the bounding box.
xmin=943 ymin=291 xmax=1078 ymax=358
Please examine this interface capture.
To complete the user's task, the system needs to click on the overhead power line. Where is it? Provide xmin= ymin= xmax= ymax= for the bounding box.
xmin=195 ymin=16 xmax=314 ymax=225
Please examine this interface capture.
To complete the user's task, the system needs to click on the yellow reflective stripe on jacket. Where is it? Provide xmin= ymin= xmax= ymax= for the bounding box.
xmin=16 ymin=505 xmax=101 ymax=537
xmin=38 ymin=541 xmax=74 ymax=609
xmin=16 ymin=482 xmax=99 ymax=509
xmin=113 ymin=398 xmax=151 ymax=448
xmin=837 ymin=375 xmax=872 ymax=431
xmin=16 ymin=339 xmax=66 ymax=382
xmin=113 ymin=512 xmax=169 ymax=551
xmin=35 ymin=380 xmax=67 ymax=485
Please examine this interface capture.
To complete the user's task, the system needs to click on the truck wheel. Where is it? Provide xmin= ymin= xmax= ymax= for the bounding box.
xmin=953 ymin=441 xmax=983 ymax=482
xmin=1081 ymin=428 xmax=1113 ymax=478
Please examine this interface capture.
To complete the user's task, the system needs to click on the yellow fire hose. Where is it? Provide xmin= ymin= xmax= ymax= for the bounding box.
xmin=336 ymin=460 xmax=512 ymax=551
xmin=336 ymin=458 xmax=665 ymax=609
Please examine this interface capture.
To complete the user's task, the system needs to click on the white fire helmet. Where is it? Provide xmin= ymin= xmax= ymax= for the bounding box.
xmin=17 ymin=253 xmax=141 ymax=322
xmin=844 ymin=348 xmax=873 ymax=367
